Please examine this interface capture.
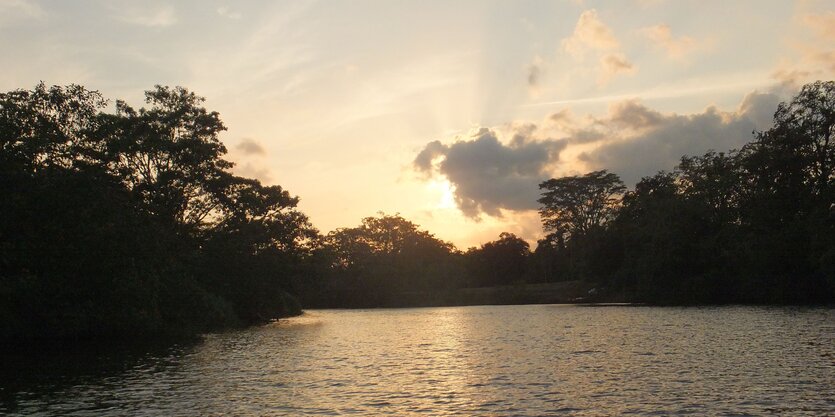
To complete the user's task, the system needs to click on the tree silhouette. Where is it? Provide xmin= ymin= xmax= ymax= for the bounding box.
xmin=538 ymin=170 xmax=625 ymax=244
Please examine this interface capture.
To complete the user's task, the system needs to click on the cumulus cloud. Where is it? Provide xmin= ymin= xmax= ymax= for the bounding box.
xmin=414 ymin=127 xmax=567 ymax=217
xmin=607 ymin=99 xmax=663 ymax=129
xmin=414 ymin=89 xmax=784 ymax=217
xmin=236 ymin=138 xmax=267 ymax=155
xmin=640 ymin=24 xmax=697 ymax=59
xmin=562 ymin=9 xmax=635 ymax=85
xmin=562 ymin=9 xmax=620 ymax=57
xmin=581 ymin=91 xmax=780 ymax=184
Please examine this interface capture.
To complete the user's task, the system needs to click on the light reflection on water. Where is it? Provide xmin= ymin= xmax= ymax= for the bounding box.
xmin=2 ymin=305 xmax=834 ymax=416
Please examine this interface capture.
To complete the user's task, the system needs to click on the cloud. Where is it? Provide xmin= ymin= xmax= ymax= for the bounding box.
xmin=527 ymin=58 xmax=543 ymax=87
xmin=607 ymin=99 xmax=663 ymax=129
xmin=561 ymin=9 xmax=620 ymax=57
xmin=640 ymin=24 xmax=697 ymax=59
xmin=527 ymin=55 xmax=545 ymax=97
xmin=217 ymin=6 xmax=242 ymax=20
xmin=117 ymin=4 xmax=177 ymax=27
xmin=414 ymin=127 xmax=568 ymax=217
xmin=233 ymin=162 xmax=272 ymax=183
xmin=230 ymin=138 xmax=272 ymax=183
xmin=562 ymin=9 xmax=635 ymax=85
xmin=581 ymin=91 xmax=780 ymax=184
xmin=598 ymin=53 xmax=635 ymax=85
xmin=773 ymin=9 xmax=835 ymax=87
xmin=236 ymin=138 xmax=267 ymax=155
xmin=803 ymin=12 xmax=835 ymax=41
xmin=0 ymin=0 xmax=44 ymax=22
xmin=414 ymin=89 xmax=784 ymax=217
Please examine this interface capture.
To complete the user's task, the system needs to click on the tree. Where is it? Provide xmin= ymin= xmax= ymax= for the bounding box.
xmin=309 ymin=213 xmax=461 ymax=307
xmin=97 ymin=86 xmax=232 ymax=232
xmin=537 ymin=170 xmax=626 ymax=244
xmin=0 ymin=83 xmax=107 ymax=172
xmin=464 ymin=232 xmax=531 ymax=287
xmin=0 ymin=83 xmax=316 ymax=342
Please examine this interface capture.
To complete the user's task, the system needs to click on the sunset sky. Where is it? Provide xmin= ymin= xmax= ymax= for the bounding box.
xmin=2 ymin=0 xmax=833 ymax=248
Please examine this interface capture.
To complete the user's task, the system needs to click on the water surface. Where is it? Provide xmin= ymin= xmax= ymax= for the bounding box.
xmin=2 ymin=305 xmax=834 ymax=415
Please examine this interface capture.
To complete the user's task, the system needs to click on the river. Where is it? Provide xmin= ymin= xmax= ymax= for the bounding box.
xmin=2 ymin=305 xmax=834 ymax=416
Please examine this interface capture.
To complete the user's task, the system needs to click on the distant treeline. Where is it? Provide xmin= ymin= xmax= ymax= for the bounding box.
xmin=1 ymin=81 xmax=832 ymax=342
xmin=300 ymin=81 xmax=835 ymax=307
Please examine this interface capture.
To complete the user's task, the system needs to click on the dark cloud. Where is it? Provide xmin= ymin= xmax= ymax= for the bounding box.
xmin=527 ymin=63 xmax=542 ymax=86
xmin=607 ymin=99 xmax=663 ymax=129
xmin=583 ymin=92 xmax=779 ymax=184
xmin=236 ymin=138 xmax=267 ymax=155
xmin=413 ymin=140 xmax=448 ymax=172
xmin=414 ymin=90 xmax=783 ymax=217
xmin=599 ymin=53 xmax=635 ymax=84
xmin=414 ymin=128 xmax=567 ymax=217
xmin=738 ymin=91 xmax=780 ymax=130
xmin=548 ymin=109 xmax=573 ymax=125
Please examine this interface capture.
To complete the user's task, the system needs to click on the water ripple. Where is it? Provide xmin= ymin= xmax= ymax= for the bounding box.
xmin=1 ymin=305 xmax=834 ymax=416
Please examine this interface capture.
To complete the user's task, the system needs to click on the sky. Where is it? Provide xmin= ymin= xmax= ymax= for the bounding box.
xmin=2 ymin=0 xmax=834 ymax=249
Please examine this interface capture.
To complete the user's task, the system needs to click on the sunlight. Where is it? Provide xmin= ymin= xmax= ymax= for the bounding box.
xmin=427 ymin=179 xmax=458 ymax=209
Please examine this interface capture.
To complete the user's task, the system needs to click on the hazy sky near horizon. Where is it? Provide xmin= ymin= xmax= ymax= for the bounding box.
xmin=2 ymin=0 xmax=833 ymax=248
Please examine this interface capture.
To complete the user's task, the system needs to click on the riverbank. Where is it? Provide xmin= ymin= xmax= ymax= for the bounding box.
xmin=302 ymin=280 xmax=632 ymax=309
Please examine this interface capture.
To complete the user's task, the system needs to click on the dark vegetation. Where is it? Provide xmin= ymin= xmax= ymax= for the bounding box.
xmin=304 ymin=81 xmax=834 ymax=307
xmin=1 ymin=81 xmax=832 ymax=342
xmin=1 ymin=84 xmax=315 ymax=342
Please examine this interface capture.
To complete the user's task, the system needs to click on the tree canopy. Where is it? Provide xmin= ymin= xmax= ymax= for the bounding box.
xmin=538 ymin=170 xmax=625 ymax=245
xmin=0 ymin=84 xmax=314 ymax=342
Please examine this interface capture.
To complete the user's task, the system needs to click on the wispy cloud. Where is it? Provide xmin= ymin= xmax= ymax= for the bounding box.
xmin=599 ymin=53 xmax=635 ymax=86
xmin=522 ymin=72 xmax=773 ymax=108
xmin=803 ymin=11 xmax=835 ymax=41
xmin=0 ymin=0 xmax=44 ymax=22
xmin=773 ymin=8 xmax=835 ymax=88
xmin=217 ymin=6 xmax=242 ymax=20
xmin=116 ymin=4 xmax=177 ymax=27
xmin=640 ymin=24 xmax=698 ymax=60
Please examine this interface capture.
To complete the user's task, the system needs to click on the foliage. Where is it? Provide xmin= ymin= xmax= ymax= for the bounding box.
xmin=538 ymin=170 xmax=625 ymax=245
xmin=535 ymin=81 xmax=835 ymax=304
xmin=0 ymin=84 xmax=312 ymax=342
xmin=464 ymin=233 xmax=530 ymax=287
xmin=303 ymin=214 xmax=462 ymax=307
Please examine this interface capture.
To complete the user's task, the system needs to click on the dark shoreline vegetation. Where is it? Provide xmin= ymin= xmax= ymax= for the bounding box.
xmin=1 ymin=81 xmax=833 ymax=343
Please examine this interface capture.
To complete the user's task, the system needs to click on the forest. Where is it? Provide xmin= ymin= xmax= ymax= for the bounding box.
xmin=1 ymin=81 xmax=833 ymax=343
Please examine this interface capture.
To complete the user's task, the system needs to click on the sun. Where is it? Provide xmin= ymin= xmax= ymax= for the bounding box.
xmin=427 ymin=179 xmax=457 ymax=210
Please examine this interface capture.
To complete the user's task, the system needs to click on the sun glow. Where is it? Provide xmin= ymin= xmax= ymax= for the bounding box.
xmin=427 ymin=179 xmax=457 ymax=209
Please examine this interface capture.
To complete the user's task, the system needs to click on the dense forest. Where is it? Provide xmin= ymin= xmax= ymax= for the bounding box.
xmin=0 ymin=84 xmax=316 ymax=341
xmin=302 ymin=81 xmax=835 ymax=307
xmin=1 ymin=81 xmax=833 ymax=342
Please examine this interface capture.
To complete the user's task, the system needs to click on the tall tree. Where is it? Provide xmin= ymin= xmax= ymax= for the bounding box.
xmin=98 ymin=86 xmax=232 ymax=231
xmin=537 ymin=170 xmax=626 ymax=244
